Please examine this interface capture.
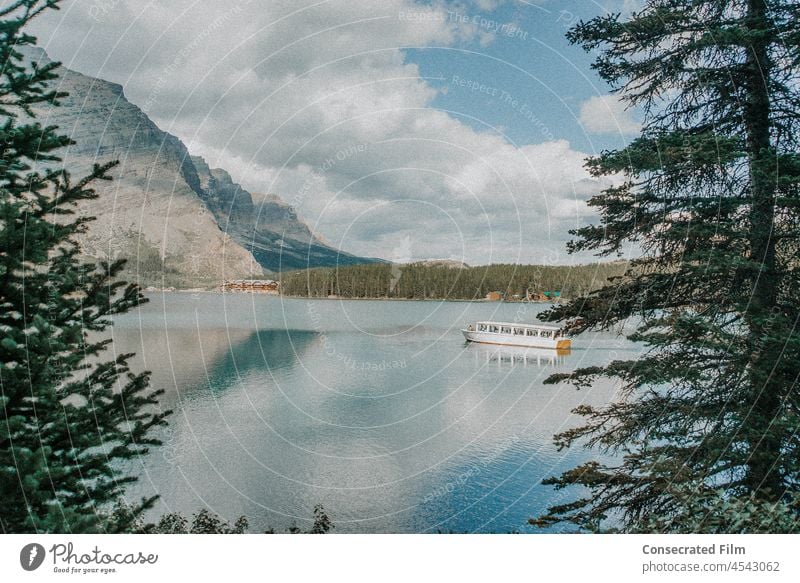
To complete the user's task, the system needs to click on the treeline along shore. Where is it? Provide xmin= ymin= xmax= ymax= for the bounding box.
xmin=278 ymin=261 xmax=628 ymax=301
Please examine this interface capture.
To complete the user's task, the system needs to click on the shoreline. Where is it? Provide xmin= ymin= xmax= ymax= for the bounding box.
xmin=141 ymin=289 xmax=556 ymax=304
xmin=281 ymin=295 xmax=555 ymax=304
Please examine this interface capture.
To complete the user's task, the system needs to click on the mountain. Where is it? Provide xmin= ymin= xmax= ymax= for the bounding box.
xmin=23 ymin=47 xmax=375 ymax=287
xmin=190 ymin=156 xmax=377 ymax=271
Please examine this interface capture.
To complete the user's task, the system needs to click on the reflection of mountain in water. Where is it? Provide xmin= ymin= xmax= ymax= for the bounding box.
xmin=466 ymin=343 xmax=572 ymax=367
xmin=110 ymin=326 xmax=316 ymax=406
xmin=203 ymin=329 xmax=317 ymax=395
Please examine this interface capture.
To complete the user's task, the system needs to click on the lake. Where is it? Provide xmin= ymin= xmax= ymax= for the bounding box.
xmin=110 ymin=292 xmax=638 ymax=533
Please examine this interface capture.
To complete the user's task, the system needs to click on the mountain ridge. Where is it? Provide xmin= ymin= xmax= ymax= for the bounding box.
xmin=189 ymin=155 xmax=376 ymax=272
xmin=23 ymin=46 xmax=377 ymax=286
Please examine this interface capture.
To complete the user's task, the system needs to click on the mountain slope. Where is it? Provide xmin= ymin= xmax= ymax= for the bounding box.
xmin=24 ymin=47 xmax=375 ymax=285
xmin=191 ymin=156 xmax=379 ymax=271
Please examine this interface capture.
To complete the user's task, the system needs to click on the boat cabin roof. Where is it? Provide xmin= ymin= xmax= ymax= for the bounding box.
xmin=475 ymin=321 xmax=561 ymax=331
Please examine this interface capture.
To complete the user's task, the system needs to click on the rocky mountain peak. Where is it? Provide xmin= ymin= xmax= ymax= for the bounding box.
xmin=22 ymin=47 xmax=377 ymax=284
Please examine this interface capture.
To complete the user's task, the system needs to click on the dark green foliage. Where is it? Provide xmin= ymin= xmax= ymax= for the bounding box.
xmin=108 ymin=503 xmax=333 ymax=534
xmin=279 ymin=261 xmax=628 ymax=300
xmin=0 ymin=1 xmax=169 ymax=533
xmin=267 ymin=505 xmax=334 ymax=534
xmin=309 ymin=504 xmax=333 ymax=534
xmin=104 ymin=503 xmax=249 ymax=534
xmin=131 ymin=506 xmax=333 ymax=534
xmin=629 ymin=487 xmax=800 ymax=534
xmin=149 ymin=510 xmax=249 ymax=534
xmin=268 ymin=504 xmax=333 ymax=534
xmin=533 ymin=0 xmax=800 ymax=532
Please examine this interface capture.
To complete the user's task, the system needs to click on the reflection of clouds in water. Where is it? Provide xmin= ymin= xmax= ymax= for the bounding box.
xmin=113 ymin=293 xmax=633 ymax=533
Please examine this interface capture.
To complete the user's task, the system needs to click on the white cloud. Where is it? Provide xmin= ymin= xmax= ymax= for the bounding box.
xmin=29 ymin=0 xmax=606 ymax=264
xmin=579 ymin=95 xmax=640 ymax=136
xmin=602 ymin=0 xmax=644 ymax=15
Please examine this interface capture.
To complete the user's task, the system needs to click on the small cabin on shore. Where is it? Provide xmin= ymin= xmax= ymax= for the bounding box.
xmin=485 ymin=291 xmax=504 ymax=301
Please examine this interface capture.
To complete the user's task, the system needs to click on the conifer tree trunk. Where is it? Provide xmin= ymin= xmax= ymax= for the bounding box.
xmin=742 ymin=0 xmax=781 ymax=499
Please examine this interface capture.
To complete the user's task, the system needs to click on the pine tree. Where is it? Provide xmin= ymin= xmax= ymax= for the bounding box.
xmin=0 ymin=0 xmax=169 ymax=533
xmin=532 ymin=0 xmax=800 ymax=532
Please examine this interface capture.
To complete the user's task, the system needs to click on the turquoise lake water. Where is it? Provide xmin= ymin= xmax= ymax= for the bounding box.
xmin=110 ymin=293 xmax=638 ymax=533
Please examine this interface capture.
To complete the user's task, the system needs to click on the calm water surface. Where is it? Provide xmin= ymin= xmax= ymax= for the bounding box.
xmin=110 ymin=293 xmax=638 ymax=533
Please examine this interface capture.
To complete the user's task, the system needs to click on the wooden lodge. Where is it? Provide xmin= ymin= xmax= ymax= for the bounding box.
xmin=221 ymin=279 xmax=279 ymax=293
xmin=485 ymin=289 xmax=563 ymax=302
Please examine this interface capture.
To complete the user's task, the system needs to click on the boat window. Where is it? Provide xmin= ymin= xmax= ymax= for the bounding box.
xmin=541 ymin=330 xmax=551 ymax=338
xmin=501 ymin=327 xmax=511 ymax=334
xmin=478 ymin=324 xmax=486 ymax=332
xmin=526 ymin=329 xmax=537 ymax=336
xmin=513 ymin=328 xmax=524 ymax=335
xmin=489 ymin=326 xmax=498 ymax=333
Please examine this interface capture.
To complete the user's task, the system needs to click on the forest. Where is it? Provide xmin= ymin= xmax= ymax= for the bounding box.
xmin=278 ymin=261 xmax=629 ymax=300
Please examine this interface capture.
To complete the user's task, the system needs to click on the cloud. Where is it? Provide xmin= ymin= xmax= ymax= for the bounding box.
xmin=579 ymin=95 xmax=640 ymax=136
xmin=29 ymin=0 xmax=607 ymax=264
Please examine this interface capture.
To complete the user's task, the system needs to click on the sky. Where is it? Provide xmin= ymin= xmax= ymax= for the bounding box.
xmin=27 ymin=0 xmax=642 ymax=265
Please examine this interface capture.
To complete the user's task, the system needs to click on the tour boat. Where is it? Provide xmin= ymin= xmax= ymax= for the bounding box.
xmin=461 ymin=321 xmax=571 ymax=350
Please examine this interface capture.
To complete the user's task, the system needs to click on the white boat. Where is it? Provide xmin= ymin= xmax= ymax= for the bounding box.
xmin=461 ymin=321 xmax=571 ymax=350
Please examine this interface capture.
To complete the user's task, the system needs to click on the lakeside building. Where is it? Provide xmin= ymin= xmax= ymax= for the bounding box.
xmin=221 ymin=279 xmax=279 ymax=293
